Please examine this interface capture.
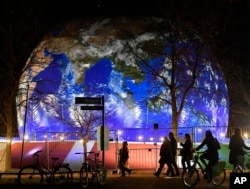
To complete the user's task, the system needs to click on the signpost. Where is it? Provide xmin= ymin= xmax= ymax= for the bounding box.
xmin=75 ymin=96 xmax=106 ymax=166
xmin=80 ymin=106 xmax=104 ymax=110
xmin=75 ymin=97 xmax=102 ymax=104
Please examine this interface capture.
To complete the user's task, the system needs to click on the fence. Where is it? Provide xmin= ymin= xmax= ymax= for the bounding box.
xmin=109 ymin=126 xmax=229 ymax=144
xmin=0 ymin=126 xmax=229 ymax=143
xmin=0 ymin=126 xmax=234 ymax=171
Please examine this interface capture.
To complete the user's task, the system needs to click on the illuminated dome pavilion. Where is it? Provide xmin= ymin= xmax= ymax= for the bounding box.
xmin=17 ymin=17 xmax=229 ymax=141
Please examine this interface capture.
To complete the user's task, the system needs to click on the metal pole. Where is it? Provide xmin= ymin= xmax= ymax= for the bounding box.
xmin=115 ymin=129 xmax=119 ymax=171
xmin=101 ymin=95 xmax=105 ymax=166
xmin=45 ymin=132 xmax=49 ymax=168
xmin=20 ymin=83 xmax=29 ymax=168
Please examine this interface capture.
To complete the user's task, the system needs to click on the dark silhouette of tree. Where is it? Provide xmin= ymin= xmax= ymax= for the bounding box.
xmin=69 ymin=106 xmax=102 ymax=159
xmin=0 ymin=1 xmax=54 ymax=171
xmin=160 ymin=0 xmax=250 ymax=131
xmin=221 ymin=61 xmax=250 ymax=127
xmin=122 ymin=20 xmax=226 ymax=137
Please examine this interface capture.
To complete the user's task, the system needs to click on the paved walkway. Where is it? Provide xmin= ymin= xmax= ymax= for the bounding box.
xmin=0 ymin=169 xmax=231 ymax=189
xmin=106 ymin=169 xmax=230 ymax=189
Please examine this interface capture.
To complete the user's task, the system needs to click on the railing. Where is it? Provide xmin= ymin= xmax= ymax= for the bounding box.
xmin=0 ymin=126 xmax=231 ymax=171
xmin=129 ymin=147 xmax=159 ymax=170
xmin=1 ymin=126 xmax=229 ymax=143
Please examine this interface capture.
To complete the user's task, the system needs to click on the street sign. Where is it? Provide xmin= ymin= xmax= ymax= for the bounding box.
xmin=81 ymin=106 xmax=104 ymax=110
xmin=76 ymin=95 xmax=105 ymax=164
xmin=75 ymin=97 xmax=102 ymax=104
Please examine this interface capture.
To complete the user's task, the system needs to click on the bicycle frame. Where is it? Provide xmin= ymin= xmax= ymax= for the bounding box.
xmin=76 ymin=151 xmax=107 ymax=188
xmin=233 ymin=151 xmax=250 ymax=173
xmin=191 ymin=152 xmax=207 ymax=176
xmin=32 ymin=151 xmax=59 ymax=178
xmin=182 ymin=151 xmax=226 ymax=188
xmin=18 ymin=150 xmax=73 ymax=186
xmin=87 ymin=152 xmax=103 ymax=170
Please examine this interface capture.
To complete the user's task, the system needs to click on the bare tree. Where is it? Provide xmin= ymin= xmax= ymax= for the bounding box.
xmin=69 ymin=106 xmax=102 ymax=159
xmin=19 ymin=45 xmax=103 ymax=159
xmin=122 ymin=21 xmax=226 ymax=137
xmin=0 ymin=2 xmax=53 ymax=171
xmin=220 ymin=60 xmax=250 ymax=127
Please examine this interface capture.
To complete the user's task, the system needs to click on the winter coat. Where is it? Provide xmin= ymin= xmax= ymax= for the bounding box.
xmin=159 ymin=140 xmax=173 ymax=164
xmin=229 ymin=134 xmax=250 ymax=165
xmin=180 ymin=138 xmax=193 ymax=160
xmin=196 ymin=137 xmax=219 ymax=163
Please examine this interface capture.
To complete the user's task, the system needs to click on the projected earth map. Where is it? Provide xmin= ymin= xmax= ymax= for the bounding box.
xmin=17 ymin=17 xmax=229 ymax=139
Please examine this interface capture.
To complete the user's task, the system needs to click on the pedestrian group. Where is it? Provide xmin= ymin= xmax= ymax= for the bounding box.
xmin=119 ymin=128 xmax=250 ymax=182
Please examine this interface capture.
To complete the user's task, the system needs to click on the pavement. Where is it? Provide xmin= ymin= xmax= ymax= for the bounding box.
xmin=0 ymin=169 xmax=231 ymax=189
xmin=106 ymin=170 xmax=230 ymax=189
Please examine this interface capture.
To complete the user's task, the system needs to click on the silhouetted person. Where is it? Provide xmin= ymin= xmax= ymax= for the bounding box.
xmin=180 ymin=133 xmax=193 ymax=173
xmin=229 ymin=128 xmax=250 ymax=170
xmin=196 ymin=130 xmax=220 ymax=183
xmin=166 ymin=132 xmax=180 ymax=176
xmin=119 ymin=141 xmax=132 ymax=176
xmin=154 ymin=137 xmax=174 ymax=177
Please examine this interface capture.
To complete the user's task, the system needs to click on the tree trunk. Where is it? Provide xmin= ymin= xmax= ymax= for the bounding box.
xmin=83 ymin=139 xmax=88 ymax=162
xmin=1 ymin=102 xmax=13 ymax=172
xmin=171 ymin=88 xmax=178 ymax=138
xmin=171 ymin=113 xmax=178 ymax=138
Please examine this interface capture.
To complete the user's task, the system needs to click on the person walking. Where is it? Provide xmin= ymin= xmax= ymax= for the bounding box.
xmin=153 ymin=137 xmax=174 ymax=177
xmin=166 ymin=132 xmax=180 ymax=176
xmin=195 ymin=130 xmax=220 ymax=183
xmin=180 ymin=133 xmax=193 ymax=174
xmin=119 ymin=141 xmax=132 ymax=176
xmin=229 ymin=128 xmax=250 ymax=170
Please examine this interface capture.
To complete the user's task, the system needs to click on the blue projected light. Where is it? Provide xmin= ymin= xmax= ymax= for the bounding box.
xmin=17 ymin=18 xmax=229 ymax=140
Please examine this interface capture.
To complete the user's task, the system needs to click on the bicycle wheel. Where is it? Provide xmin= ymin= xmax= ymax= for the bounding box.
xmin=212 ymin=169 xmax=226 ymax=186
xmin=52 ymin=165 xmax=73 ymax=185
xmin=80 ymin=163 xmax=89 ymax=188
xmin=17 ymin=165 xmax=43 ymax=186
xmin=95 ymin=166 xmax=107 ymax=186
xmin=182 ymin=167 xmax=199 ymax=188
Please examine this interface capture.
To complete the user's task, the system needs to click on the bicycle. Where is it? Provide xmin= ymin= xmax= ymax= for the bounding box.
xmin=17 ymin=150 xmax=73 ymax=187
xmin=182 ymin=151 xmax=226 ymax=188
xmin=75 ymin=151 xmax=107 ymax=188
xmin=232 ymin=151 xmax=250 ymax=173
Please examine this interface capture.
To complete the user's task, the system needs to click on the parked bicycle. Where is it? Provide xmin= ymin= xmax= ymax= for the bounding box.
xmin=17 ymin=150 xmax=73 ymax=187
xmin=232 ymin=151 xmax=250 ymax=173
xmin=182 ymin=151 xmax=226 ymax=188
xmin=75 ymin=151 xmax=107 ymax=188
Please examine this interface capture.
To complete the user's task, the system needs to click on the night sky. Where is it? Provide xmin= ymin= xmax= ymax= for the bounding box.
xmin=1 ymin=0 xmax=250 ymax=65
xmin=1 ymin=0 xmax=250 ymax=134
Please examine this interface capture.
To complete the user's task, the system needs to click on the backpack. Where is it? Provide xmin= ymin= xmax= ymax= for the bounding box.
xmin=214 ymin=138 xmax=221 ymax=150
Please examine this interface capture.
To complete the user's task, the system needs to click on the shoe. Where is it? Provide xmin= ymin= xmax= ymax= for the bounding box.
xmin=121 ymin=175 xmax=126 ymax=177
xmin=128 ymin=170 xmax=132 ymax=175
xmin=175 ymin=173 xmax=180 ymax=177
xmin=153 ymin=173 xmax=159 ymax=177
